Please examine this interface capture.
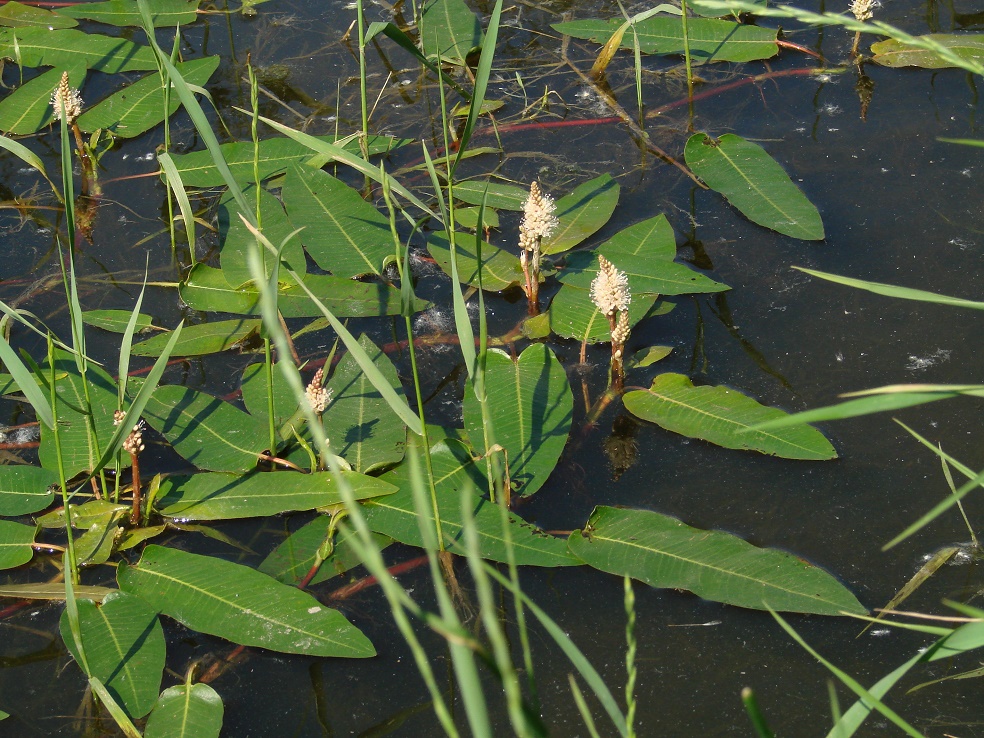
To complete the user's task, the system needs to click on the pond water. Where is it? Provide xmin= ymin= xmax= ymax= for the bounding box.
xmin=1 ymin=0 xmax=983 ymax=735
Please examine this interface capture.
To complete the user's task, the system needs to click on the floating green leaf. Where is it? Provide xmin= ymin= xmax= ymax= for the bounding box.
xmin=82 ymin=309 xmax=156 ymax=334
xmin=282 ymin=163 xmax=392 ymax=278
xmin=542 ymin=174 xmax=620 ymax=255
xmin=179 ymin=265 xmax=418 ymax=319
xmin=0 ymin=520 xmax=35 ymax=570
xmin=685 ymin=133 xmax=824 ymax=240
xmin=37 ymin=500 xmax=128 ymax=529
xmin=118 ymin=545 xmax=375 ymax=657
xmin=58 ymin=591 xmax=165 ymax=719
xmin=0 ymin=466 xmax=56 ymax=515
xmin=156 ymin=471 xmax=396 ymax=520
xmin=131 ymin=319 xmax=260 ymax=358
xmin=552 ymin=16 xmax=778 ymax=63
xmin=0 ymin=27 xmax=157 ymax=72
xmin=259 ymin=516 xmax=391 ymax=586
xmin=463 ymin=345 xmax=573 ymax=497
xmin=454 ymin=180 xmax=527 ymax=210
xmin=0 ymin=2 xmax=77 ymax=28
xmin=549 ymin=284 xmax=663 ymax=343
xmin=427 ymin=231 xmax=522 ymax=292
xmin=145 ymin=683 xmax=223 ymax=738
xmin=366 ymin=439 xmax=576 ymax=565
xmin=569 ymin=506 xmax=865 ymax=615
xmin=74 ymin=512 xmax=124 ymax=566
xmin=78 ymin=56 xmax=219 ymax=138
xmin=420 ymin=0 xmax=483 ymax=64
xmin=57 ymin=0 xmax=200 ymax=27
xmin=871 ymin=34 xmax=984 ymax=69
xmin=142 ymin=385 xmax=265 ymax=472
xmin=322 ymin=334 xmax=407 ymax=473
xmin=0 ymin=65 xmax=85 ymax=135
xmin=623 ymin=373 xmax=837 ymax=460
xmin=167 ymin=135 xmax=409 ymax=187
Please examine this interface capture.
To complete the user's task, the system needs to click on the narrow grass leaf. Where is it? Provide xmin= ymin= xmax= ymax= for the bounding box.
xmin=0 ymin=336 xmax=52 ymax=428
xmin=794 ymin=266 xmax=984 ymax=309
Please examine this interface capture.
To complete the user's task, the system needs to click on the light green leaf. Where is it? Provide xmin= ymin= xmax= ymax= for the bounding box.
xmin=282 ymin=163 xmax=393 ymax=277
xmin=240 ymin=362 xmax=300 ymax=441
xmin=142 ymin=385 xmax=265 ymax=472
xmin=0 ymin=583 xmax=115 ymax=600
xmin=77 ymin=56 xmax=219 ymax=138
xmin=0 ymin=520 xmax=35 ymax=570
xmin=427 ymin=231 xmax=523 ymax=292
xmin=871 ymin=34 xmax=984 ymax=69
xmin=323 ymin=334 xmax=407 ymax=473
xmin=131 ymin=319 xmax=260 ymax=357
xmin=145 ymin=683 xmax=223 ymax=738
xmin=623 ymin=373 xmax=837 ymax=460
xmin=420 ymin=0 xmax=483 ymax=64
xmin=82 ymin=309 xmax=156 ymax=334
xmin=118 ymin=545 xmax=375 ymax=657
xmin=57 ymin=0 xmax=200 ymax=27
xmin=58 ymin=591 xmax=165 ymax=719
xmin=0 ymin=65 xmax=85 ymax=135
xmin=452 ymin=205 xmax=499 ymax=230
xmin=0 ymin=466 xmax=57 ymax=515
xmin=552 ymin=16 xmax=778 ymax=63
xmin=453 ymin=180 xmax=528 ymax=210
xmin=366 ymin=438 xmax=577 ymax=566
xmin=0 ymin=2 xmax=77 ymax=28
xmin=74 ymin=513 xmax=124 ymax=566
xmin=542 ymin=174 xmax=620 ymax=255
xmin=179 ymin=264 xmax=419 ymax=318
xmin=569 ymin=506 xmax=866 ymax=615
xmin=548 ymin=283 xmax=664 ymax=343
xmin=37 ymin=500 xmax=128 ymax=529
xmin=156 ymin=471 xmax=396 ymax=520
xmin=795 ymin=266 xmax=984 ymax=310
xmin=463 ymin=345 xmax=573 ymax=497
xmin=259 ymin=516 xmax=391 ymax=586
xmin=0 ymin=27 xmax=157 ymax=72
xmin=685 ymin=133 xmax=824 ymax=240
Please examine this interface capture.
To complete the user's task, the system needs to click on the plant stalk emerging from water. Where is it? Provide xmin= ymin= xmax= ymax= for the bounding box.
xmin=519 ymin=181 xmax=558 ymax=314
xmin=590 ymin=255 xmax=632 ymax=391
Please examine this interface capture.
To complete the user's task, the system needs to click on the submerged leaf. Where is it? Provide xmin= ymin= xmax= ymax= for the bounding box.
xmin=871 ymin=34 xmax=984 ymax=69
xmin=623 ymin=373 xmax=837 ymax=460
xmin=569 ymin=506 xmax=866 ymax=615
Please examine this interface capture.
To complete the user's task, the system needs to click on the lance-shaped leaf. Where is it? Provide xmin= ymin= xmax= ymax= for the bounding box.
xmin=156 ymin=471 xmax=396 ymax=520
xmin=542 ymin=174 xmax=620 ymax=255
xmin=142 ymin=385 xmax=265 ymax=472
xmin=77 ymin=56 xmax=219 ymax=138
xmin=427 ymin=231 xmax=523 ymax=292
xmin=569 ymin=507 xmax=866 ymax=615
xmin=549 ymin=283 xmax=664 ymax=343
xmin=463 ymin=345 xmax=573 ymax=497
xmin=0 ymin=2 xmax=77 ymax=28
xmin=0 ymin=27 xmax=157 ymax=71
xmin=420 ymin=0 xmax=483 ymax=64
xmin=131 ymin=319 xmax=261 ymax=357
xmin=118 ymin=545 xmax=375 ymax=657
xmin=323 ymin=334 xmax=407 ymax=473
xmin=685 ymin=133 xmax=824 ymax=240
xmin=365 ymin=438 xmax=576 ymax=566
xmin=552 ymin=16 xmax=778 ymax=63
xmin=145 ymin=682 xmax=223 ymax=738
xmin=0 ymin=466 xmax=56 ymax=515
xmin=282 ymin=163 xmax=393 ymax=278
xmin=0 ymin=65 xmax=85 ymax=135
xmin=57 ymin=0 xmax=200 ymax=27
xmin=0 ymin=520 xmax=35 ymax=570
xmin=623 ymin=373 xmax=837 ymax=460
xmin=82 ymin=310 xmax=156 ymax=334
xmin=58 ymin=591 xmax=165 ymax=719
xmin=453 ymin=180 xmax=528 ymax=210
xmin=871 ymin=34 xmax=984 ymax=69
xmin=179 ymin=264 xmax=420 ymax=318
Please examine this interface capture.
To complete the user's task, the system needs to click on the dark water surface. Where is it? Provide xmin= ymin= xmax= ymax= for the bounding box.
xmin=1 ymin=0 xmax=983 ymax=735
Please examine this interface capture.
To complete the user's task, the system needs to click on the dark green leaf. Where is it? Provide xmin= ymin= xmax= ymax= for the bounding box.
xmin=463 ymin=345 xmax=572 ymax=497
xmin=420 ymin=0 xmax=483 ymax=63
xmin=156 ymin=471 xmax=396 ymax=520
xmin=82 ymin=309 xmax=156 ymax=334
xmin=623 ymin=373 xmax=837 ymax=460
xmin=569 ymin=507 xmax=865 ymax=615
xmin=0 ymin=2 xmax=76 ymax=28
xmin=58 ymin=591 xmax=165 ymax=719
xmin=0 ymin=65 xmax=85 ymax=135
xmin=427 ymin=231 xmax=523 ymax=292
xmin=283 ymin=163 xmax=393 ymax=278
xmin=0 ymin=466 xmax=57 ymax=515
xmin=143 ymin=385 xmax=265 ymax=472
xmin=131 ymin=319 xmax=260 ymax=358
xmin=118 ymin=545 xmax=375 ymax=657
xmin=323 ymin=334 xmax=407 ymax=473
xmin=74 ymin=512 xmax=124 ymax=566
xmin=57 ymin=0 xmax=200 ymax=27
xmin=145 ymin=683 xmax=223 ymax=738
xmin=453 ymin=180 xmax=528 ymax=210
xmin=0 ymin=520 xmax=35 ymax=570
xmin=240 ymin=362 xmax=300 ymax=442
xmin=685 ymin=133 xmax=824 ymax=240
xmin=549 ymin=283 xmax=663 ymax=343
xmin=542 ymin=174 xmax=620 ymax=255
xmin=552 ymin=16 xmax=778 ymax=63
xmin=0 ymin=27 xmax=157 ymax=72
xmin=179 ymin=264 xmax=420 ymax=318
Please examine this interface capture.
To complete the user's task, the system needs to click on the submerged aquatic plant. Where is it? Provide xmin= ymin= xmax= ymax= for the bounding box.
xmin=518 ymin=180 xmax=557 ymax=314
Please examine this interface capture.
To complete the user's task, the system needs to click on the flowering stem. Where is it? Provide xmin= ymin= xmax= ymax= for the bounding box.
xmin=129 ymin=451 xmax=141 ymax=526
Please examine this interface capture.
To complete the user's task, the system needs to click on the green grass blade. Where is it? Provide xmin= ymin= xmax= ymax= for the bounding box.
xmin=882 ymin=464 xmax=984 ymax=551
xmin=0 ymin=133 xmax=61 ymax=201
xmin=158 ymin=152 xmax=197 ymax=260
xmin=569 ymin=677 xmax=603 ymax=738
xmin=450 ymin=0 xmax=501 ymax=176
xmin=0 ymin=333 xmax=53 ymax=428
xmin=794 ymin=266 xmax=984 ymax=310
xmin=824 ymin=652 xmax=926 ymax=738
xmin=116 ymin=262 xmax=150 ymax=404
xmin=750 ymin=391 xmax=956 ymax=431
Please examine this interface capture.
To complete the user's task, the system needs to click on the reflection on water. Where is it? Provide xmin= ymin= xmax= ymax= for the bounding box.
xmin=1 ymin=0 xmax=983 ymax=734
